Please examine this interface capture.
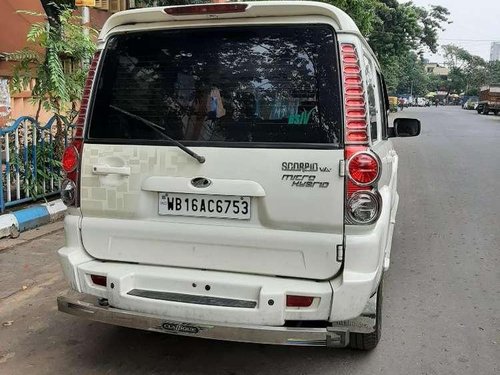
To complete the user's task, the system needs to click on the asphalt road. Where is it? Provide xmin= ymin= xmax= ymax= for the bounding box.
xmin=1 ymin=106 xmax=499 ymax=375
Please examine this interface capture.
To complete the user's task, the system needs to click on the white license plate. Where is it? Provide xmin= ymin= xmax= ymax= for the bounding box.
xmin=159 ymin=193 xmax=251 ymax=220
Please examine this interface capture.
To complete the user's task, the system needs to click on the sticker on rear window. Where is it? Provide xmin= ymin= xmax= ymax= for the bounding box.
xmin=288 ymin=108 xmax=316 ymax=125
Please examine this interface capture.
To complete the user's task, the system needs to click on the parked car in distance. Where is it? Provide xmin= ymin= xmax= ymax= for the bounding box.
xmin=416 ymin=97 xmax=427 ymax=107
xmin=56 ymin=1 xmax=421 ymax=351
xmin=463 ymin=96 xmax=479 ymax=110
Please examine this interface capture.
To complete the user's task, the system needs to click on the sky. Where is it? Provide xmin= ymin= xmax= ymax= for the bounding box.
xmin=400 ymin=0 xmax=500 ymax=63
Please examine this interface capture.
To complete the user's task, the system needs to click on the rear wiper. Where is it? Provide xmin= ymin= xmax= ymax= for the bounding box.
xmin=110 ymin=105 xmax=205 ymax=164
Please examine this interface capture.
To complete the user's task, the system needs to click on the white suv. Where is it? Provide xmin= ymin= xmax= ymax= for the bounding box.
xmin=57 ymin=1 xmax=420 ymax=350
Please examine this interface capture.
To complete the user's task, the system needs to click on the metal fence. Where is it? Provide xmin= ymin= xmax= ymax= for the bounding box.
xmin=0 ymin=116 xmax=74 ymax=213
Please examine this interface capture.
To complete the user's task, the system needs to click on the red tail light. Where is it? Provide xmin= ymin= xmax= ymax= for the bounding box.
xmin=62 ymin=143 xmax=79 ymax=173
xmin=61 ymin=51 xmax=100 ymax=207
xmin=164 ymin=3 xmax=247 ymax=16
xmin=341 ymin=43 xmax=371 ymax=195
xmin=347 ymin=151 xmax=380 ymax=186
xmin=90 ymin=274 xmax=107 ymax=287
xmin=346 ymin=129 xmax=368 ymax=143
xmin=341 ymin=43 xmax=382 ymax=224
xmin=286 ymin=295 xmax=315 ymax=308
xmin=341 ymin=43 xmax=367 ymax=148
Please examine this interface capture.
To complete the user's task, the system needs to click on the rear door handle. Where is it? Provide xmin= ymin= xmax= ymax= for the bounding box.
xmin=92 ymin=164 xmax=131 ymax=176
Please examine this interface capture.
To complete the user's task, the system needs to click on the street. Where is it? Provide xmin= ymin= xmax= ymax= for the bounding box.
xmin=0 ymin=106 xmax=499 ymax=374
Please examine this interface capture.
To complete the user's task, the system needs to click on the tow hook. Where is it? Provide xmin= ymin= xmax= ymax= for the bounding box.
xmin=326 ymin=328 xmax=349 ymax=347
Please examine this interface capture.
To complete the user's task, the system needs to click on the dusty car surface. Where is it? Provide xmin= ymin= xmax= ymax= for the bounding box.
xmin=57 ymin=1 xmax=420 ymax=350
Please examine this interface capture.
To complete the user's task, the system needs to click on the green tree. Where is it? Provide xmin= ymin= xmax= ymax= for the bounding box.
xmin=281 ymin=0 xmax=449 ymax=75
xmin=442 ymin=44 xmax=488 ymax=95
xmin=426 ymin=73 xmax=445 ymax=94
xmin=9 ymin=6 xmax=97 ymax=122
xmin=8 ymin=4 xmax=97 ymax=167
xmin=40 ymin=0 xmax=75 ymax=30
xmin=488 ymin=61 xmax=500 ymax=84
xmin=303 ymin=0 xmax=450 ymax=91
xmin=394 ymin=52 xmax=429 ymax=96
xmin=368 ymin=1 xmax=449 ymax=65
xmin=320 ymin=0 xmax=380 ymax=35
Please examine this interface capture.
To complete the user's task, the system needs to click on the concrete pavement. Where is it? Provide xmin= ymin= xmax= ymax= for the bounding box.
xmin=0 ymin=106 xmax=499 ymax=374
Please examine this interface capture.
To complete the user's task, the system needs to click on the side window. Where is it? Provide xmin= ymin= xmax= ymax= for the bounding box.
xmin=364 ymin=57 xmax=378 ymax=142
xmin=377 ymin=72 xmax=389 ymax=140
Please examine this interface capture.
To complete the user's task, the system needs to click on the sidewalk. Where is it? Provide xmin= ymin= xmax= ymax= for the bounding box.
xmin=0 ymin=220 xmax=63 ymax=252
xmin=0 ymin=199 xmax=66 ymax=240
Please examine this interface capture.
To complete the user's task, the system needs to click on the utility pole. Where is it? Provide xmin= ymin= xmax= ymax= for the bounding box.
xmin=75 ymin=1 xmax=92 ymax=36
xmin=82 ymin=6 xmax=90 ymax=37
xmin=77 ymin=2 xmax=92 ymax=68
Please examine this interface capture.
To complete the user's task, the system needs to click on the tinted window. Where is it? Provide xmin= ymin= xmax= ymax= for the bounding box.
xmin=88 ymin=25 xmax=342 ymax=147
xmin=377 ymin=72 xmax=389 ymax=139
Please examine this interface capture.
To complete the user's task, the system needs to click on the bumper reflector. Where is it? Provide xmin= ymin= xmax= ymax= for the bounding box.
xmin=286 ymin=295 xmax=314 ymax=307
xmin=90 ymin=274 xmax=107 ymax=287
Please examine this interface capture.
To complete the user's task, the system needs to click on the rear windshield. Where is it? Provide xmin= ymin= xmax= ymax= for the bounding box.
xmin=87 ymin=25 xmax=342 ymax=147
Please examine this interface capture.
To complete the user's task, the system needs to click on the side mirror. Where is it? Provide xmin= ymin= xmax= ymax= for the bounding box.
xmin=389 ymin=118 xmax=421 ymax=138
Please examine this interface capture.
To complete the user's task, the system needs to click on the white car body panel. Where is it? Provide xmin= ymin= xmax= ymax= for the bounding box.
xmin=59 ymin=206 xmax=391 ymax=323
xmin=80 ymin=144 xmax=344 ymax=280
xmin=98 ymin=1 xmax=360 ymax=39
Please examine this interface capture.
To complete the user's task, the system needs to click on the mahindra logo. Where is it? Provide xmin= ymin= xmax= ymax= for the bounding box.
xmin=191 ymin=177 xmax=212 ymax=188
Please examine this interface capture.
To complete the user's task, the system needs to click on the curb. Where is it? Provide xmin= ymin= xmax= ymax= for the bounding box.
xmin=0 ymin=199 xmax=66 ymax=239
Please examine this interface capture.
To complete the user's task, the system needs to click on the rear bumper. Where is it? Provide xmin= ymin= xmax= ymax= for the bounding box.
xmin=59 ymin=213 xmax=387 ymax=324
xmin=57 ymin=291 xmax=374 ymax=347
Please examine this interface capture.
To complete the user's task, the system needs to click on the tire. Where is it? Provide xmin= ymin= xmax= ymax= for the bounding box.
xmin=482 ymin=106 xmax=490 ymax=115
xmin=348 ymin=277 xmax=383 ymax=350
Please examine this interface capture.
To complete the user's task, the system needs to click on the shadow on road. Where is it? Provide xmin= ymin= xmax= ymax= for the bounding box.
xmin=69 ymin=324 xmax=372 ymax=374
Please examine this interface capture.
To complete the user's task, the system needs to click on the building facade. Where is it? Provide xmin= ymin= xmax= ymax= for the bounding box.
xmin=490 ymin=42 xmax=500 ymax=62
xmin=424 ymin=63 xmax=450 ymax=77
xmin=0 ymin=0 xmax=133 ymax=126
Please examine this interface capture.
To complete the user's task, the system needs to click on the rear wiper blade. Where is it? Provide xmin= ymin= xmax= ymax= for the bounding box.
xmin=110 ymin=105 xmax=205 ymax=164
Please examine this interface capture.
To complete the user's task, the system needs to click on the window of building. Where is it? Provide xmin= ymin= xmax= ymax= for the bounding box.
xmin=94 ymin=0 xmax=127 ymax=12
xmin=62 ymin=58 xmax=76 ymax=75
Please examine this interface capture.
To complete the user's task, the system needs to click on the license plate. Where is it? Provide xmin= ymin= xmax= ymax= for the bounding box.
xmin=159 ymin=193 xmax=251 ymax=220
